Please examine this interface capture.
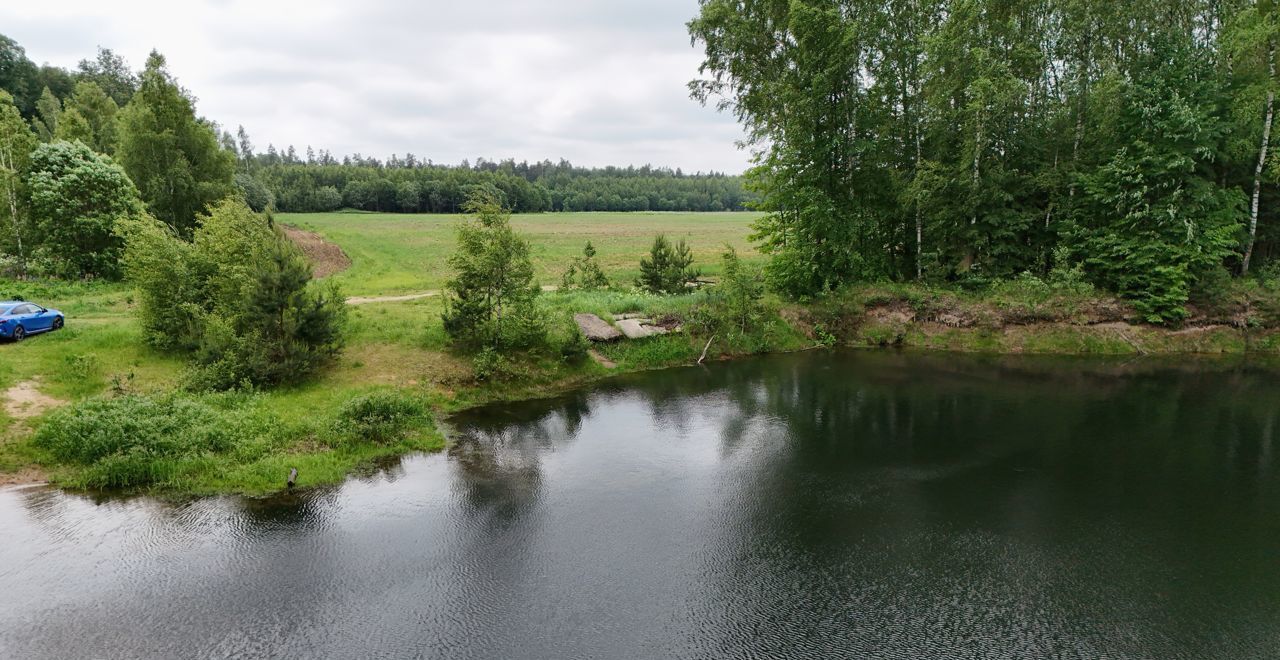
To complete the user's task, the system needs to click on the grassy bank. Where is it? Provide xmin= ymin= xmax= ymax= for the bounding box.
xmin=4 ymin=211 xmax=1280 ymax=497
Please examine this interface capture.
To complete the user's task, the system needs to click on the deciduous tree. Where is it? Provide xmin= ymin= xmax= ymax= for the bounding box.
xmin=26 ymin=141 xmax=144 ymax=279
xmin=117 ymin=51 xmax=235 ymax=236
xmin=442 ymin=190 xmax=543 ymax=351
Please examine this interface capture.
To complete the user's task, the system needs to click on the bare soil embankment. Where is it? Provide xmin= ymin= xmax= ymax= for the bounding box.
xmin=281 ymin=225 xmax=352 ymax=278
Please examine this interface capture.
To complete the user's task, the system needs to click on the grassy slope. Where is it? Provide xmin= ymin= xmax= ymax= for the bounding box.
xmin=278 ymin=210 xmax=764 ymax=296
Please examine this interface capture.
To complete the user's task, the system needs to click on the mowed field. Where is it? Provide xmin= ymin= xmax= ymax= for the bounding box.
xmin=276 ymin=211 xmax=764 ymax=297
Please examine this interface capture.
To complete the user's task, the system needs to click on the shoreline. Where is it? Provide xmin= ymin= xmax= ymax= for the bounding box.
xmin=6 ymin=334 xmax=1278 ymax=499
xmin=6 ymin=283 xmax=1280 ymax=498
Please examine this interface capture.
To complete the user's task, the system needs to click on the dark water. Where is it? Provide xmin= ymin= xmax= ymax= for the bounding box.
xmin=3 ymin=351 xmax=1280 ymax=659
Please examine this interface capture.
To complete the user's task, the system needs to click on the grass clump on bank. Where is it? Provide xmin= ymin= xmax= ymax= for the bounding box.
xmin=334 ymin=390 xmax=431 ymax=444
xmin=26 ymin=387 xmax=442 ymax=494
xmin=33 ymin=392 xmax=284 ymax=489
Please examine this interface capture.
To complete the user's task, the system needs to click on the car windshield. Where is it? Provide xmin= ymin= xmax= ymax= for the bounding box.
xmin=0 ymin=306 xmax=12 ymax=315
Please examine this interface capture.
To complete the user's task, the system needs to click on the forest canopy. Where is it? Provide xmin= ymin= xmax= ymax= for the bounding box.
xmin=690 ymin=0 xmax=1280 ymax=320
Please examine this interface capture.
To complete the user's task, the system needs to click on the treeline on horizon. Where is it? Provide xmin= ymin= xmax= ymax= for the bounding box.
xmin=0 ymin=32 xmax=753 ymax=220
xmin=238 ymin=152 xmax=753 ymax=214
xmin=691 ymin=0 xmax=1280 ymax=321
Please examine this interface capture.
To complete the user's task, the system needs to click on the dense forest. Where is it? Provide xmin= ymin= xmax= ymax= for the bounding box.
xmin=691 ymin=0 xmax=1280 ymax=320
xmin=238 ymin=155 xmax=751 ymax=213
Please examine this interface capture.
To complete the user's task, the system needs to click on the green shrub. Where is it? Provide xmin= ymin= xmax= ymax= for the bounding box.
xmin=560 ymin=241 xmax=610 ymax=291
xmin=1046 ymin=247 xmax=1095 ymax=296
xmin=471 ymin=346 xmax=509 ymax=381
xmin=335 ymin=391 xmax=429 ymax=444
xmin=555 ymin=318 xmax=591 ymax=363
xmin=689 ymin=246 xmax=767 ymax=340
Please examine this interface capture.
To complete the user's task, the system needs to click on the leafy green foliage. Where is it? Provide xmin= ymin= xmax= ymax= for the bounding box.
xmin=637 ymin=234 xmax=697 ymax=294
xmin=235 ymin=172 xmax=275 ymax=212
xmin=25 ymin=141 xmax=143 ymax=279
xmin=32 ymin=86 xmax=60 ymax=142
xmin=56 ymin=81 xmax=118 ymax=154
xmin=0 ymin=90 xmax=36 ymax=276
xmin=116 ymin=51 xmax=235 ymax=236
xmin=121 ymin=198 xmax=346 ymax=388
xmin=691 ymin=246 xmax=766 ymax=340
xmin=75 ymin=47 xmax=138 ymax=108
xmin=560 ymin=240 xmax=610 ymax=290
xmin=689 ymin=1 xmax=1273 ymax=314
xmin=442 ymin=190 xmax=544 ymax=351
xmin=0 ymin=35 xmax=41 ymax=116
xmin=1071 ymin=35 xmax=1242 ymax=323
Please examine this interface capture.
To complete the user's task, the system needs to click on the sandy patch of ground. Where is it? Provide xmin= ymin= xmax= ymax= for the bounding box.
xmin=3 ymin=380 xmax=64 ymax=421
xmin=282 ymin=224 xmax=352 ymax=278
xmin=0 ymin=466 xmax=46 ymax=486
xmin=866 ymin=303 xmax=916 ymax=325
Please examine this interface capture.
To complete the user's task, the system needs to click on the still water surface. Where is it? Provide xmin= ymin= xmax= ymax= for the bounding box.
xmin=3 ymin=351 xmax=1280 ymax=658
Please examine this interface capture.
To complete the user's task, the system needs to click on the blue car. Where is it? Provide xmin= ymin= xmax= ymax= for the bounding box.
xmin=0 ymin=301 xmax=64 ymax=342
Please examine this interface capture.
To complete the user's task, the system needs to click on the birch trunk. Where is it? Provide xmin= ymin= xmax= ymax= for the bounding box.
xmin=0 ymin=148 xmax=23 ymax=278
xmin=915 ymin=126 xmax=923 ymax=280
xmin=1243 ymin=39 xmax=1276 ymax=276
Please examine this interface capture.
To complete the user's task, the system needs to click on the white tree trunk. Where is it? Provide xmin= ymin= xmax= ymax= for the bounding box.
xmin=971 ymin=111 xmax=982 ymax=227
xmin=915 ymin=105 xmax=924 ymax=281
xmin=0 ymin=148 xmax=23 ymax=278
xmin=1244 ymin=40 xmax=1276 ymax=276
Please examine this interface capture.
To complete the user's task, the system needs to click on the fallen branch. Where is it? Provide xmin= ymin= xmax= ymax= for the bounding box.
xmin=697 ymin=335 xmax=715 ymax=365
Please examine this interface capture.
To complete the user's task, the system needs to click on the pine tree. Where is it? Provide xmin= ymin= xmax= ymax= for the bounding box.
xmin=637 ymin=234 xmax=697 ymax=294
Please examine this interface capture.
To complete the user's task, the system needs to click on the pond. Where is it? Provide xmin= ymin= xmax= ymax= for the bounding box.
xmin=2 ymin=350 xmax=1279 ymax=658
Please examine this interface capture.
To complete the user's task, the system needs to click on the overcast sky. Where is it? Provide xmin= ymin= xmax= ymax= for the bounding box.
xmin=2 ymin=0 xmax=751 ymax=173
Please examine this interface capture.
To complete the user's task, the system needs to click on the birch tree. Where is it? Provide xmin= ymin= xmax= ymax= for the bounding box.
xmin=0 ymin=91 xmax=35 ymax=276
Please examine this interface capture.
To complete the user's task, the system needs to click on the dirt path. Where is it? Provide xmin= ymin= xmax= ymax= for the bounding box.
xmin=347 ymin=285 xmax=559 ymax=306
xmin=347 ymin=291 xmax=441 ymax=305
xmin=281 ymin=225 xmax=352 ymax=278
xmin=3 ymin=380 xmax=63 ymax=421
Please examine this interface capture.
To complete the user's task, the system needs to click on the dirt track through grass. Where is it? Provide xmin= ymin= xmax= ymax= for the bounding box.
xmin=345 ymin=285 xmax=560 ymax=306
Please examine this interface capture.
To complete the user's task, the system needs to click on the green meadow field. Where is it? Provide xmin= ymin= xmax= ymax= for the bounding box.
xmin=277 ymin=210 xmax=764 ymax=296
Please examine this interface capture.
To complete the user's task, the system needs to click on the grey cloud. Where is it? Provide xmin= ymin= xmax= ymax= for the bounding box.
xmin=2 ymin=0 xmax=750 ymax=172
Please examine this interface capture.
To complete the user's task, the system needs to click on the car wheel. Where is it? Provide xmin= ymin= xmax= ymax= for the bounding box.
xmin=12 ymin=326 xmax=24 ymax=342
xmin=52 ymin=317 xmax=63 ymax=331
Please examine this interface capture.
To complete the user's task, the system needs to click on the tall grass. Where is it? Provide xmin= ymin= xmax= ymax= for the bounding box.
xmin=30 ymin=387 xmax=441 ymax=491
